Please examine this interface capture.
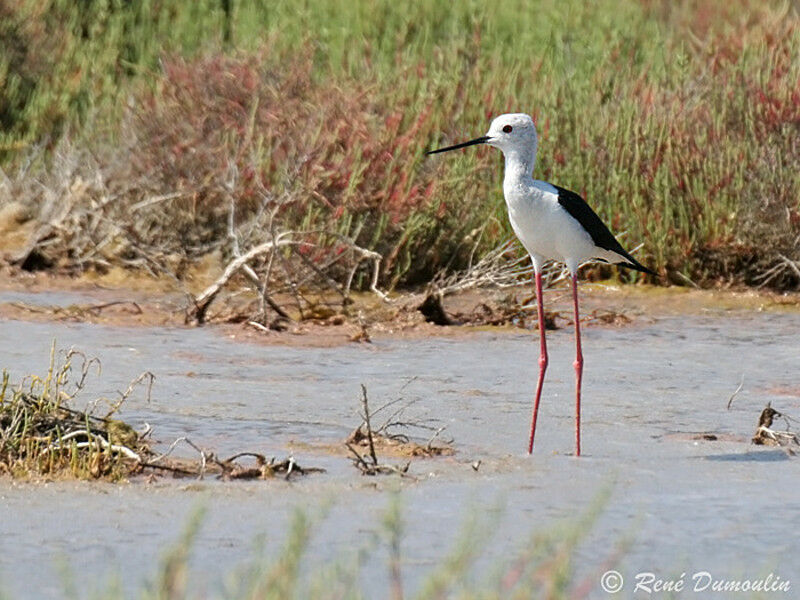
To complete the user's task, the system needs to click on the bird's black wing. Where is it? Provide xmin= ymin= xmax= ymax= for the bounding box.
xmin=554 ymin=185 xmax=655 ymax=275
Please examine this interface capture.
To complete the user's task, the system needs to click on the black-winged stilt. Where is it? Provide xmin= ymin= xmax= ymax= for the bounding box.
xmin=427 ymin=113 xmax=654 ymax=456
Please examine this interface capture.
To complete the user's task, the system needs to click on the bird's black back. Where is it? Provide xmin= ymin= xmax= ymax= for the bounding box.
xmin=554 ymin=185 xmax=655 ymax=275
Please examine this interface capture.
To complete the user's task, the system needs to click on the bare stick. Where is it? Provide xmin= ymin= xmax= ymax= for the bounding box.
xmin=726 ymin=374 xmax=745 ymax=410
xmin=129 ymin=191 xmax=189 ymax=212
xmin=674 ymin=271 xmax=699 ymax=288
xmin=139 ymin=423 xmax=153 ymax=439
xmin=325 ymin=232 xmax=388 ymax=301
xmin=756 ymin=253 xmax=800 ymax=288
xmin=137 ymin=462 xmax=199 ymax=477
xmin=360 ymin=384 xmax=378 ymax=467
xmin=41 ymin=430 xmax=141 ymax=461
xmin=149 ymin=436 xmax=208 ymax=478
xmin=223 ymin=452 xmax=266 ymax=464
xmin=247 ymin=320 xmax=271 ymax=333
xmin=779 ymin=254 xmax=800 ymax=280
xmin=241 ymin=264 xmax=292 ymax=320
xmin=426 ymin=426 xmax=447 ymax=451
xmin=346 ymin=442 xmax=371 ymax=471
xmin=98 ymin=371 xmax=155 ymax=419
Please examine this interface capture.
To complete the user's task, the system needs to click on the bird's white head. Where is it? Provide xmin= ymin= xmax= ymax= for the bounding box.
xmin=484 ymin=113 xmax=538 ymax=156
xmin=427 ymin=112 xmax=538 ymax=168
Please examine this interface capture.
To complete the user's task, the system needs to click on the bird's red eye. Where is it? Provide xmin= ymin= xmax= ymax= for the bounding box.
xmin=502 ymin=125 xmax=513 ymax=133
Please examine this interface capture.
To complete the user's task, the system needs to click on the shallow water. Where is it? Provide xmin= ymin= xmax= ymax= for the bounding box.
xmin=1 ymin=299 xmax=799 ymax=598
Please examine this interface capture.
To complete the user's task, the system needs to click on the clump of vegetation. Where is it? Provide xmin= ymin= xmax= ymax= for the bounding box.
xmin=0 ymin=0 xmax=798 ymax=312
xmin=0 ymin=343 xmax=325 ymax=481
xmin=0 ymin=343 xmax=151 ymax=480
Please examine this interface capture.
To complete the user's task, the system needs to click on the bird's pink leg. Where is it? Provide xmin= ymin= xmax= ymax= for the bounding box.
xmin=571 ymin=273 xmax=583 ymax=457
xmin=528 ymin=270 xmax=548 ymax=454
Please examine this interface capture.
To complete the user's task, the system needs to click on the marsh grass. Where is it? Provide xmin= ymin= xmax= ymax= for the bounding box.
xmin=65 ymin=490 xmax=618 ymax=600
xmin=0 ymin=342 xmax=148 ymax=480
xmin=1 ymin=0 xmax=798 ymax=293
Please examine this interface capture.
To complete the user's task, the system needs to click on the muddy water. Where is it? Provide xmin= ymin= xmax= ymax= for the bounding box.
xmin=1 ymin=292 xmax=800 ymax=598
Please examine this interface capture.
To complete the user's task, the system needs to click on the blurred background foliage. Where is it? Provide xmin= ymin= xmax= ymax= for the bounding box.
xmin=0 ymin=0 xmax=798 ymax=289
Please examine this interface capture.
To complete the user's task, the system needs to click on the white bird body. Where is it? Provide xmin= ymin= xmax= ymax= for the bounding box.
xmin=505 ymin=179 xmax=600 ymax=273
xmin=427 ymin=112 xmax=653 ymax=456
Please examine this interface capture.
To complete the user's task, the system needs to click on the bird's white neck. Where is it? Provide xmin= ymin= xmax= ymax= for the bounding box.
xmin=501 ymin=146 xmax=536 ymax=187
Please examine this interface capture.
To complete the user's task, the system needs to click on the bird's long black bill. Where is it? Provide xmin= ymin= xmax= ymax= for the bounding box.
xmin=426 ymin=135 xmax=490 ymax=155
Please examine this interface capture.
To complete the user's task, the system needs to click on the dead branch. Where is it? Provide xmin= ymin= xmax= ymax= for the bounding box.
xmin=40 ymin=430 xmax=141 ymax=461
xmin=8 ymin=301 xmax=143 ymax=320
xmin=188 ymin=235 xmax=296 ymax=324
xmin=212 ymin=453 xmax=325 ymax=481
xmin=141 ymin=438 xmax=325 ymax=481
xmin=9 ymin=177 xmax=87 ymax=268
xmin=756 ymin=252 xmax=800 ymax=289
xmin=287 ymin=231 xmax=389 ymax=304
xmin=346 ymin=443 xmax=412 ymax=477
xmin=3 ymin=346 xmax=326 ymax=483
xmin=333 ymin=234 xmax=388 ymax=301
xmin=83 ymin=301 xmax=143 ymax=315
xmin=360 ymin=384 xmax=378 ymax=467
xmin=226 ymin=193 xmax=291 ymax=322
xmin=345 ymin=384 xmax=453 ymax=475
xmin=147 ymin=436 xmax=209 ymax=477
xmin=426 ymin=426 xmax=448 ymax=451
xmin=434 ymin=238 xmax=568 ymax=297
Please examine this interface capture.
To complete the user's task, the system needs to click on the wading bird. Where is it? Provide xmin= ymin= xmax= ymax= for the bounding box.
xmin=427 ymin=113 xmax=653 ymax=456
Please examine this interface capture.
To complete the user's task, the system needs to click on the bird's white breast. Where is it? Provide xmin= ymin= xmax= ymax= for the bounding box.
xmin=503 ymin=179 xmax=597 ymax=271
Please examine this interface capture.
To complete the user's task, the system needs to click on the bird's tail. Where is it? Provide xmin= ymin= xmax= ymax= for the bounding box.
xmin=618 ymin=257 xmax=656 ymax=276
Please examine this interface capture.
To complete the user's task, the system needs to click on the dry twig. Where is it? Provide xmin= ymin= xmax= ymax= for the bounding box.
xmin=188 ymin=235 xmax=296 ymax=324
xmin=726 ymin=374 xmax=745 ymax=410
xmin=345 ymin=384 xmax=452 ymax=476
xmin=433 ymin=238 xmax=568 ymax=296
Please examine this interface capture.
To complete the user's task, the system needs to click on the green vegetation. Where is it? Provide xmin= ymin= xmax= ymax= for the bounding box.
xmin=1 ymin=0 xmax=798 ymax=292
xmin=0 ymin=342 xmax=146 ymax=480
xmin=44 ymin=492 xmax=618 ymax=599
